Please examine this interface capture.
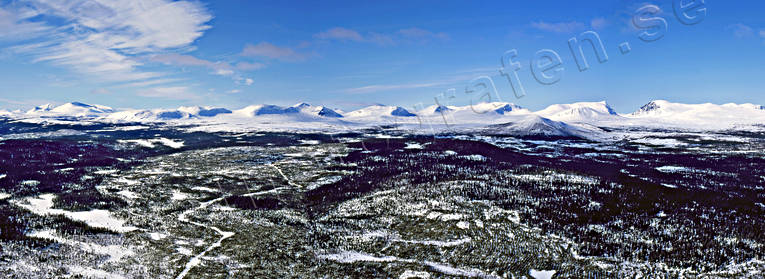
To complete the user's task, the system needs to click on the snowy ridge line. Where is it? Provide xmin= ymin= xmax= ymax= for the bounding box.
xmin=4 ymin=100 xmax=765 ymax=134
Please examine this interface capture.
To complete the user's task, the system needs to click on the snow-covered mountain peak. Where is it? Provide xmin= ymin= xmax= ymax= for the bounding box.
xmin=9 ymin=99 xmax=765 ymax=133
xmin=292 ymin=102 xmax=311 ymax=109
xmin=317 ymin=107 xmax=343 ymax=118
xmin=103 ymin=109 xmax=197 ymax=122
xmin=27 ymin=104 xmax=54 ymax=114
xmin=630 ymin=100 xmax=765 ymax=116
xmin=177 ymin=106 xmax=232 ymax=117
xmin=434 ymin=105 xmax=452 ymax=113
xmin=26 ymin=102 xmax=114 ymax=116
xmin=231 ymin=103 xmax=342 ymax=118
xmin=345 ymin=105 xmax=416 ymax=119
xmin=536 ymin=101 xmax=618 ymax=122
xmin=391 ymin=107 xmax=416 ymax=117
xmin=465 ymin=102 xmax=524 ymax=115
xmin=632 ymin=100 xmax=670 ymax=115
xmin=484 ymin=114 xmax=594 ymax=138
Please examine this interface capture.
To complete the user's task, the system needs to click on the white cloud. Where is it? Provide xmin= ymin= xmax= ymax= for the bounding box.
xmin=214 ymin=68 xmax=234 ymax=76
xmin=137 ymin=86 xmax=199 ymax=100
xmin=315 ymin=27 xmax=448 ymax=46
xmin=314 ymin=27 xmax=364 ymax=41
xmin=398 ymin=28 xmax=449 ymax=41
xmin=234 ymin=76 xmax=254 ymax=86
xmin=760 ymin=30 xmax=765 ymax=38
xmin=227 ymin=89 xmax=241 ymax=94
xmin=344 ymin=82 xmax=442 ymax=94
xmin=367 ymin=33 xmax=396 ymax=46
xmin=728 ymin=24 xmax=754 ymax=38
xmin=148 ymin=53 xmax=263 ymax=84
xmin=241 ymin=42 xmax=303 ymax=61
xmin=91 ymin=88 xmax=110 ymax=94
xmin=590 ymin=18 xmax=608 ymax=30
xmin=342 ymin=70 xmax=491 ymax=95
xmin=149 ymin=53 xmax=214 ymax=67
xmin=531 ymin=21 xmax=586 ymax=33
xmin=0 ymin=6 xmax=52 ymax=40
xmin=3 ymin=0 xmax=212 ymax=83
xmin=235 ymin=62 xmax=266 ymax=71
xmin=116 ymin=78 xmax=185 ymax=88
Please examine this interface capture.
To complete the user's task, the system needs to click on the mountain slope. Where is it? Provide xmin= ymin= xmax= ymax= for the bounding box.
xmin=482 ymin=115 xmax=597 ymax=138
xmin=345 ymin=105 xmax=416 ymax=119
xmin=9 ymin=99 xmax=765 ymax=133
xmin=625 ymin=100 xmax=765 ymax=129
xmin=536 ymin=101 xmax=620 ymax=122
xmin=26 ymin=102 xmax=114 ymax=117
xmin=233 ymin=103 xmax=342 ymax=118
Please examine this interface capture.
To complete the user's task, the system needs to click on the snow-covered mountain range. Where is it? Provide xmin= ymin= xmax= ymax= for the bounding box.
xmin=3 ymin=100 xmax=765 ymax=138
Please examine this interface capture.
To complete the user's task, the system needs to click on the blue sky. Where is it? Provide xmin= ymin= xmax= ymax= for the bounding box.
xmin=0 ymin=0 xmax=763 ymax=112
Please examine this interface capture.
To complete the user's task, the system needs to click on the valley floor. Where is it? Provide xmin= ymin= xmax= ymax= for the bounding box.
xmin=0 ymin=124 xmax=763 ymax=278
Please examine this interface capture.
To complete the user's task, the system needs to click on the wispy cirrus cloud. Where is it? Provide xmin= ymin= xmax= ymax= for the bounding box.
xmin=344 ymin=82 xmax=444 ymax=94
xmin=149 ymin=53 xmax=260 ymax=73
xmin=367 ymin=32 xmax=396 ymax=46
xmin=398 ymin=28 xmax=449 ymax=41
xmin=137 ymin=86 xmax=200 ymax=100
xmin=115 ymin=78 xmax=186 ymax=89
xmin=531 ymin=21 xmax=587 ymax=33
xmin=2 ymin=0 xmax=212 ymax=85
xmin=314 ymin=27 xmax=365 ymax=42
xmin=590 ymin=18 xmax=608 ymax=30
xmin=342 ymin=67 xmax=498 ymax=95
xmin=728 ymin=24 xmax=755 ymax=38
xmin=314 ymin=27 xmax=448 ymax=46
xmin=147 ymin=53 xmax=259 ymax=86
xmin=241 ymin=42 xmax=305 ymax=61
xmin=0 ymin=5 xmax=53 ymax=40
xmin=90 ymin=88 xmax=110 ymax=95
xmin=235 ymin=62 xmax=266 ymax=71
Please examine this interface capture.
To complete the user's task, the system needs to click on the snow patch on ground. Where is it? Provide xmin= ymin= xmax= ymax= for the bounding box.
xmin=20 ymin=180 xmax=40 ymax=187
xmin=317 ymin=250 xmax=500 ymax=278
xmin=191 ymin=186 xmax=218 ymax=193
xmin=171 ymin=190 xmax=189 ymax=201
xmin=456 ymin=221 xmax=471 ymax=230
xmin=116 ymin=190 xmax=138 ymax=199
xmin=656 ymin=166 xmax=691 ymax=173
xmin=118 ymin=138 xmax=185 ymax=149
xmin=529 ymin=269 xmax=556 ymax=279
xmin=404 ymin=142 xmax=424 ymax=150
xmin=94 ymin=169 xmax=119 ymax=175
xmin=299 ymin=139 xmax=321 ymax=145
xmin=14 ymin=194 xmax=137 ymax=233
xmin=459 ymin=154 xmax=487 ymax=161
xmin=176 ymin=247 xmax=193 ymax=256
xmin=632 ymin=137 xmax=686 ymax=147
xmin=148 ymin=232 xmax=167 ymax=241
xmin=67 ymin=265 xmax=126 ymax=279
xmin=400 ymin=270 xmax=431 ymax=279
xmin=29 ymin=230 xmax=133 ymax=263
